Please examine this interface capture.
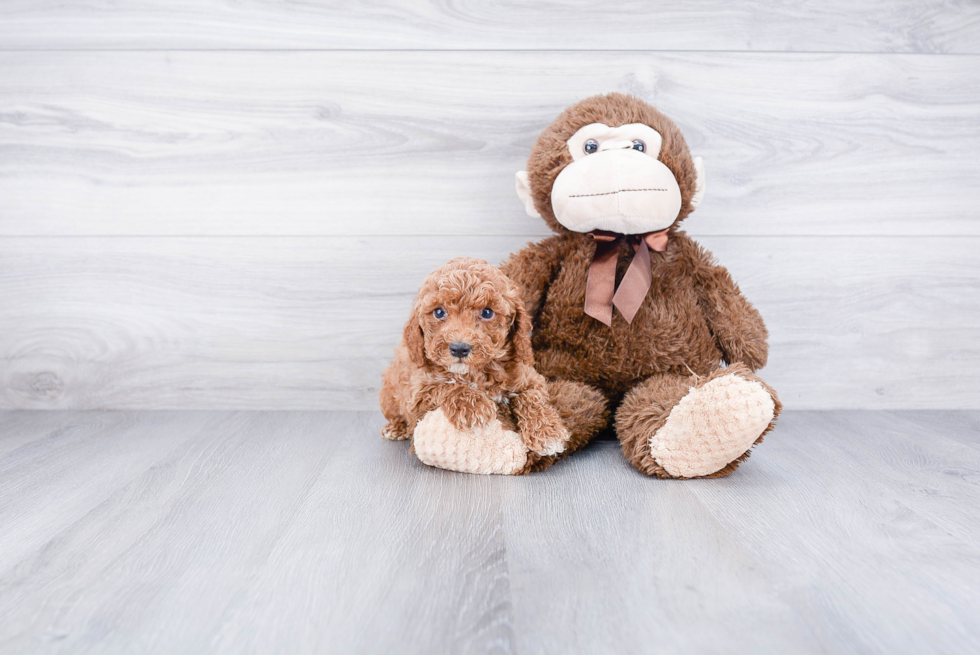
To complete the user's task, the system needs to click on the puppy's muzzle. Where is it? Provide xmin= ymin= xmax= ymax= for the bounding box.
xmin=449 ymin=342 xmax=472 ymax=359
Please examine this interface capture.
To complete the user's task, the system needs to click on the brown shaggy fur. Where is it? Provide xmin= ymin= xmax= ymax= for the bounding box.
xmin=500 ymin=93 xmax=781 ymax=478
xmin=379 ymin=257 xmax=573 ymax=469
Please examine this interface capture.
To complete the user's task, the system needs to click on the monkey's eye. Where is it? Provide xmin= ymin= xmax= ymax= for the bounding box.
xmin=480 ymin=308 xmax=495 ymax=320
xmin=583 ymin=139 xmax=599 ymax=155
xmin=632 ymin=140 xmax=645 ymax=152
xmin=433 ymin=308 xmax=447 ymax=320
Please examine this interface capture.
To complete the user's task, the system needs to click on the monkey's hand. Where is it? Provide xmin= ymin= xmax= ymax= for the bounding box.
xmin=512 ymin=388 xmax=569 ymax=456
xmin=441 ymin=385 xmax=498 ymax=430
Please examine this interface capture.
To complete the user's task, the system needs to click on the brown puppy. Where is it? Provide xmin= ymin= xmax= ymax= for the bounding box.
xmin=502 ymin=93 xmax=781 ymax=479
xmin=380 ymin=257 xmax=572 ymax=475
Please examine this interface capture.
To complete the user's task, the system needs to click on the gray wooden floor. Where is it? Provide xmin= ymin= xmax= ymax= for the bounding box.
xmin=1 ymin=411 xmax=978 ymax=654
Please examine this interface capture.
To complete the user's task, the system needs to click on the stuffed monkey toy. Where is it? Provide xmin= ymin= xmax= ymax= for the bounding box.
xmin=500 ymin=93 xmax=781 ymax=479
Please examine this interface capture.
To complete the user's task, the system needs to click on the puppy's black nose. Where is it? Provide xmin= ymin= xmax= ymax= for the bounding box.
xmin=449 ymin=342 xmax=471 ymax=359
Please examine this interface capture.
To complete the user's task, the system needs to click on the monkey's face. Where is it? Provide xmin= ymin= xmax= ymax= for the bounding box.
xmin=516 ymin=94 xmax=705 ymax=235
xmin=551 ymin=122 xmax=703 ymax=234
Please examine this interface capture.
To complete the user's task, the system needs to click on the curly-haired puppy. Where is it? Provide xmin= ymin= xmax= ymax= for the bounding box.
xmin=380 ymin=257 xmax=569 ymax=475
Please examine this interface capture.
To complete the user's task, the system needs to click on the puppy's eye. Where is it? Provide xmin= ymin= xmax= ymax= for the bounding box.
xmin=433 ymin=308 xmax=447 ymax=320
xmin=480 ymin=308 xmax=495 ymax=320
xmin=632 ymin=140 xmax=645 ymax=152
xmin=583 ymin=139 xmax=599 ymax=155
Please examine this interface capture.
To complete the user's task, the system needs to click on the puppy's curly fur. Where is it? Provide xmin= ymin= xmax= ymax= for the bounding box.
xmin=380 ymin=258 xmax=569 ymax=464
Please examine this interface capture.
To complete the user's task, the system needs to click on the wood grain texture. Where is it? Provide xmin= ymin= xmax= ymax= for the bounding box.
xmin=1 ymin=52 xmax=978 ymax=237
xmin=684 ymin=411 xmax=980 ymax=654
xmin=207 ymin=412 xmax=515 ymax=654
xmin=500 ymin=444 xmax=821 ymax=654
xmin=1 ymin=409 xmax=979 ymax=653
xmin=502 ymin=410 xmax=980 ymax=654
xmin=1 ymin=235 xmax=977 ymax=411
xmin=1 ymin=1 xmax=978 ymax=53
xmin=1 ymin=4 xmax=977 ymax=412
xmin=0 ymin=412 xmax=225 ymax=574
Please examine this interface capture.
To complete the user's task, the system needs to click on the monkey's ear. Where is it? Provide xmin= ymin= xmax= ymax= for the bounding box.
xmin=690 ymin=156 xmax=706 ymax=209
xmin=509 ymin=297 xmax=535 ymax=367
xmin=402 ymin=308 xmax=426 ymax=367
xmin=515 ymin=171 xmax=542 ymax=218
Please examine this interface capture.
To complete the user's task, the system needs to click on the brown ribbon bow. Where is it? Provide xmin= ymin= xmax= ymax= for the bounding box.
xmin=584 ymin=228 xmax=670 ymax=326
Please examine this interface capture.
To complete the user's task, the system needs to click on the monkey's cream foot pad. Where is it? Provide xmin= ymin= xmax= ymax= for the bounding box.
xmin=650 ymin=374 xmax=775 ymax=478
xmin=413 ymin=408 xmax=528 ymax=475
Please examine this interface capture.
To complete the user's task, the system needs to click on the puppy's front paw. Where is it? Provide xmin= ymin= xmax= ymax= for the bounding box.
xmin=523 ymin=420 xmax=570 ymax=457
xmin=513 ymin=391 xmax=571 ymax=456
xmin=381 ymin=419 xmax=409 ymax=441
xmin=444 ymin=387 xmax=497 ymax=430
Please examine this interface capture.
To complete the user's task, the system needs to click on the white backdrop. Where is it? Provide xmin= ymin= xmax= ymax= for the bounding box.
xmin=1 ymin=2 xmax=978 ymax=410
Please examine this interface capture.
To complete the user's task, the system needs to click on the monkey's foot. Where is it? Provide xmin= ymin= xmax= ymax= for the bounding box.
xmin=413 ymin=408 xmax=528 ymax=475
xmin=650 ymin=374 xmax=775 ymax=478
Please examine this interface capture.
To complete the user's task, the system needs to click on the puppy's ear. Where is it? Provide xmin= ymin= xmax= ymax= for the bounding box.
xmin=403 ymin=305 xmax=426 ymax=367
xmin=509 ymin=296 xmax=535 ymax=367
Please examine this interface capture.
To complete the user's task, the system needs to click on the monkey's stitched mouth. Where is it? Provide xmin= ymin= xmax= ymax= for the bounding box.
xmin=569 ymin=188 xmax=667 ymax=198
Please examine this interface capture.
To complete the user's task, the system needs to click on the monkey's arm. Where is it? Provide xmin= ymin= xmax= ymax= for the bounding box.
xmin=499 ymin=235 xmax=567 ymax=317
xmin=691 ymin=246 xmax=769 ymax=371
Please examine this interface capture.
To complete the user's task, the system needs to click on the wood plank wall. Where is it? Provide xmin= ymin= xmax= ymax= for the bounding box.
xmin=1 ymin=2 xmax=979 ymax=410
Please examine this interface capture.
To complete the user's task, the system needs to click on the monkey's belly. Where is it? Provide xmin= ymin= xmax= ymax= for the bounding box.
xmin=534 ymin=302 xmax=722 ymax=397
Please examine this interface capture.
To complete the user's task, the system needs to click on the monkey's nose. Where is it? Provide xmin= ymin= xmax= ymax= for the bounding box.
xmin=449 ymin=342 xmax=472 ymax=359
